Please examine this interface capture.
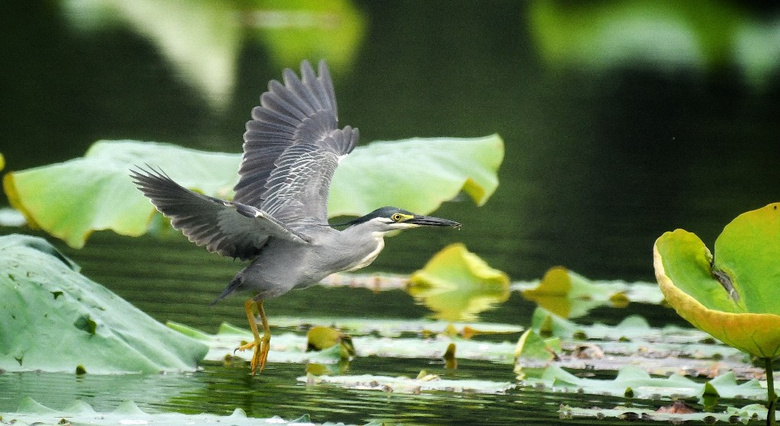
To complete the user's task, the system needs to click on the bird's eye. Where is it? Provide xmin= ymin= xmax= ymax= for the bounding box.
xmin=391 ymin=213 xmax=403 ymax=222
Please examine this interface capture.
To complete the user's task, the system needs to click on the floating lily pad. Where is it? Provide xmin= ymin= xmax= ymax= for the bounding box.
xmin=517 ymin=307 xmax=755 ymax=379
xmin=171 ymin=321 xmax=518 ymax=365
xmin=3 ymin=136 xmax=502 ymax=248
xmin=3 ymin=397 xmax=306 ymax=426
xmin=561 ymin=402 xmax=772 ymax=424
xmin=306 ymin=326 xmax=355 ymax=360
xmin=299 ymin=373 xmax=515 ymax=394
xmin=653 ymin=203 xmax=780 ymax=358
xmin=513 ymin=329 xmax=561 ymax=361
xmin=525 ymin=364 xmax=770 ymax=404
xmin=521 ymin=266 xmax=663 ymax=318
xmin=408 ymin=243 xmax=510 ymax=321
xmin=0 ymin=234 xmax=207 ymax=373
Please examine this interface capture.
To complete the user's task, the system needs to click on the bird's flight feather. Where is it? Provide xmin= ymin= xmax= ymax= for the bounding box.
xmin=130 ymin=58 xmax=356 ymax=260
xmin=234 ymin=60 xmax=358 ymax=226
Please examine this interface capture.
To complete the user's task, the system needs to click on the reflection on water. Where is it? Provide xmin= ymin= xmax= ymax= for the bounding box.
xmin=0 ymin=360 xmax=642 ymax=424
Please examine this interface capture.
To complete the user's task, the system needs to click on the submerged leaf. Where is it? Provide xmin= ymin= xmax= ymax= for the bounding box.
xmin=4 ymin=137 xmax=502 ymax=248
xmin=408 ymin=243 xmax=510 ymax=321
xmin=0 ymin=234 xmax=208 ymax=373
xmin=654 ymin=203 xmax=780 ymax=358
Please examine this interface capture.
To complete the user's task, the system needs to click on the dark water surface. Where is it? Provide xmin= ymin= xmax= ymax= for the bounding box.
xmin=2 ymin=1 xmax=779 ymax=424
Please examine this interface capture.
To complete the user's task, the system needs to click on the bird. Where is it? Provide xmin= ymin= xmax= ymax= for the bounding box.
xmin=130 ymin=59 xmax=461 ymax=376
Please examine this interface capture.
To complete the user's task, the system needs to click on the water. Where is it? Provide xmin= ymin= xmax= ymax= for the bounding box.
xmin=1 ymin=1 xmax=779 ymax=423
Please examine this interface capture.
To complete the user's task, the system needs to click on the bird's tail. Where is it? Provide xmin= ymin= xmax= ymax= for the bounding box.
xmin=209 ymin=274 xmax=244 ymax=306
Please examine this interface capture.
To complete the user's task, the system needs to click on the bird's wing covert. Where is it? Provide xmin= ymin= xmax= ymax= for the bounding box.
xmin=131 ymin=167 xmax=309 ymax=260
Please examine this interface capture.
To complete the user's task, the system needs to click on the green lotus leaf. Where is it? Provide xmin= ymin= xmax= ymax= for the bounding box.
xmin=513 ymin=329 xmax=560 ymax=361
xmin=5 ymin=397 xmax=301 ymax=426
xmin=330 ymin=135 xmax=504 ymax=213
xmin=408 ymin=243 xmax=510 ymax=321
xmin=3 ymin=136 xmax=502 ymax=248
xmin=0 ymin=234 xmax=208 ymax=373
xmin=653 ymin=203 xmax=780 ymax=359
xmin=527 ymin=364 xmax=769 ymax=404
xmin=181 ymin=321 xmax=517 ymax=365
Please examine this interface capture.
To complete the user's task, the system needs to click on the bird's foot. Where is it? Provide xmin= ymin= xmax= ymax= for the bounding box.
xmin=235 ymin=334 xmax=270 ymax=375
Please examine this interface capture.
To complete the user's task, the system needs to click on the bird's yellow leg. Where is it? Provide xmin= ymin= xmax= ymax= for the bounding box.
xmin=235 ymin=299 xmax=271 ymax=375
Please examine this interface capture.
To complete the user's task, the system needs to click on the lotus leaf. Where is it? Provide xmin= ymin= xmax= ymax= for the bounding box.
xmin=299 ymin=373 xmax=515 ymax=394
xmin=0 ymin=234 xmax=207 ymax=373
xmin=522 ymin=266 xmax=662 ymax=318
xmin=408 ymin=243 xmax=510 ymax=321
xmin=173 ymin=321 xmax=517 ymax=365
xmin=4 ymin=136 xmax=502 ymax=248
xmin=653 ymin=203 xmax=780 ymax=359
xmin=4 ymin=397 xmax=302 ymax=426
xmin=526 ymin=364 xmax=768 ymax=404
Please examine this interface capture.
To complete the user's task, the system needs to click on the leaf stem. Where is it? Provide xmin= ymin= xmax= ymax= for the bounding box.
xmin=766 ymin=357 xmax=776 ymax=426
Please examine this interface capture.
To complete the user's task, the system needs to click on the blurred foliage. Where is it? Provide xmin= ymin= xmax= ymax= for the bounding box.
xmin=63 ymin=0 xmax=365 ymax=110
xmin=529 ymin=0 xmax=780 ymax=87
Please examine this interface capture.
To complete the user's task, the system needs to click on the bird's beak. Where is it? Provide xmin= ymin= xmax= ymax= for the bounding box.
xmin=408 ymin=215 xmax=461 ymax=229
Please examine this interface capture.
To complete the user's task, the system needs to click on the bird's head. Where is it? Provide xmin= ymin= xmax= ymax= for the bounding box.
xmin=345 ymin=206 xmax=461 ymax=233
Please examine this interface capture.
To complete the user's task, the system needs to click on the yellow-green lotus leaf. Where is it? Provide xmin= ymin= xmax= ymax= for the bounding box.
xmin=408 ymin=243 xmax=510 ymax=321
xmin=306 ymin=325 xmax=355 ymax=360
xmin=522 ymin=267 xmax=624 ymax=318
xmin=653 ymin=203 xmax=780 ymax=359
xmin=4 ymin=137 xmax=502 ymax=248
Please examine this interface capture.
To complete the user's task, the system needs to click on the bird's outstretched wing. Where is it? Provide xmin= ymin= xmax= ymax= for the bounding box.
xmin=131 ymin=167 xmax=310 ymax=261
xmin=233 ymin=59 xmax=359 ymax=227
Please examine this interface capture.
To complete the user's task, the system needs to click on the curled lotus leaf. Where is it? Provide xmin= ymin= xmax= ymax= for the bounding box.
xmin=653 ymin=203 xmax=780 ymax=359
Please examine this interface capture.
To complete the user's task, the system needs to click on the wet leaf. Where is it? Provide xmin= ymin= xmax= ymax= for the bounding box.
xmin=520 ymin=307 xmax=756 ymax=379
xmin=300 ymin=374 xmax=514 ymax=394
xmin=443 ymin=342 xmax=458 ymax=369
xmin=6 ymin=397 xmax=308 ymax=425
xmin=561 ymin=403 xmax=772 ymax=424
xmin=521 ymin=266 xmax=663 ymax=318
xmin=525 ymin=364 xmax=771 ymax=404
xmin=408 ymin=243 xmax=510 ymax=321
xmin=0 ymin=234 xmax=208 ymax=373
xmin=176 ymin=322 xmax=518 ymax=365
xmin=306 ymin=326 xmax=355 ymax=360
xmin=3 ymin=136 xmax=502 ymax=248
xmin=270 ymin=315 xmax=523 ymax=338
xmin=654 ymin=203 xmax=780 ymax=358
xmin=514 ymin=329 xmax=560 ymax=361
